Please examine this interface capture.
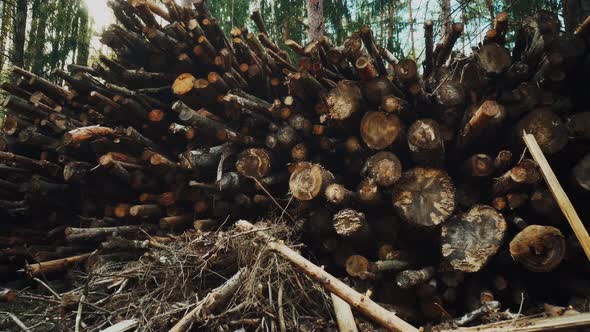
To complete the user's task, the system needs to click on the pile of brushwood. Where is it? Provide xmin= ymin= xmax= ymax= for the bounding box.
xmin=1 ymin=0 xmax=590 ymax=330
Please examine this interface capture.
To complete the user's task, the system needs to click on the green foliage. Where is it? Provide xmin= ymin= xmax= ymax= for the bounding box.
xmin=0 ymin=0 xmax=92 ymax=79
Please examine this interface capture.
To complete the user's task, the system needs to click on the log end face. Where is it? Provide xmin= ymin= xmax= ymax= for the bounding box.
xmin=360 ymin=112 xmax=402 ymax=150
xmin=392 ymin=167 xmax=456 ymax=227
xmin=509 ymin=225 xmax=565 ymax=272
xmin=236 ymin=148 xmax=271 ymax=179
xmin=333 ymin=208 xmax=367 ymax=238
xmin=172 ymin=73 xmax=197 ymax=96
xmin=364 ymin=151 xmax=402 ymax=187
xmin=326 ymin=80 xmax=362 ymax=120
xmin=441 ymin=205 xmax=506 ymax=272
xmin=289 ymin=162 xmax=327 ymax=201
xmin=518 ymin=109 xmax=568 ymax=155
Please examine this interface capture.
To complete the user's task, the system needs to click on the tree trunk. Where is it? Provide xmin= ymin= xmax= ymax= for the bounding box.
xmin=0 ymin=0 xmax=13 ymax=75
xmin=31 ymin=0 xmax=48 ymax=75
xmin=387 ymin=1 xmax=394 ymax=50
xmin=76 ymin=1 xmax=90 ymax=66
xmin=439 ymin=0 xmax=451 ymax=36
xmin=307 ymin=0 xmax=325 ymax=41
xmin=408 ymin=0 xmax=416 ymax=61
xmin=563 ymin=0 xmax=590 ymax=33
xmin=11 ymin=0 xmax=27 ymax=81
xmin=25 ymin=0 xmax=41 ymax=71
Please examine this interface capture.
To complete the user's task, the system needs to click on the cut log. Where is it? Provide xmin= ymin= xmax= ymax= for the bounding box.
xmin=289 ymin=162 xmax=335 ymax=201
xmin=407 ymin=119 xmax=445 ymax=167
xmin=455 ymin=101 xmax=505 ymax=151
xmin=509 ymin=225 xmax=565 ymax=272
xmin=492 ymin=159 xmax=541 ymax=195
xmin=392 ymin=167 xmax=456 ymax=228
xmin=362 ymin=151 xmax=402 ymax=187
xmin=235 ymin=148 xmax=272 ymax=179
xmin=325 ymin=80 xmax=363 ymax=120
xmin=25 ymin=253 xmax=92 ymax=277
xmin=517 ymin=108 xmax=568 ymax=155
xmin=572 ymin=154 xmax=590 ymax=192
xmin=477 ymin=43 xmax=512 ymax=75
xmin=396 ymin=267 xmax=435 ymax=289
xmin=360 ymin=112 xmax=403 ymax=150
xmin=332 ymin=208 xmax=369 ymax=240
xmin=441 ymin=205 xmax=507 ymax=272
xmin=461 ymin=154 xmax=494 ymax=178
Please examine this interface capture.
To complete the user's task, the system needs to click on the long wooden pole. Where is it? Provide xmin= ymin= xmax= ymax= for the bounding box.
xmin=523 ymin=132 xmax=590 ymax=261
xmin=235 ymin=220 xmax=419 ymax=332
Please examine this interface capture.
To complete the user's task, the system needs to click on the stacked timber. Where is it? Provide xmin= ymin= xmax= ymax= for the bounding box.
xmin=1 ymin=0 xmax=590 ymax=326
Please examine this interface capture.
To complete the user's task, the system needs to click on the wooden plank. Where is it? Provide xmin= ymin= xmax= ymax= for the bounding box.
xmin=522 ymin=132 xmax=590 ymax=261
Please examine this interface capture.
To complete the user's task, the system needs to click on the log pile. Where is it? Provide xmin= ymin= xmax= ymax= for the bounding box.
xmin=1 ymin=0 xmax=590 ymax=328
